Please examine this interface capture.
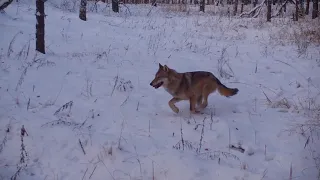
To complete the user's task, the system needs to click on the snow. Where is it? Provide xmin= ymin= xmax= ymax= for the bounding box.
xmin=0 ymin=1 xmax=319 ymax=180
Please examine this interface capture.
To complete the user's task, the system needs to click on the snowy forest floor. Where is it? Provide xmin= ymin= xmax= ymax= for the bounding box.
xmin=0 ymin=1 xmax=320 ymax=180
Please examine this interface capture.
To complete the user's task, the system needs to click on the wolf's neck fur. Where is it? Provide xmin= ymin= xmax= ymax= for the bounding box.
xmin=168 ymin=69 xmax=182 ymax=84
xmin=163 ymin=69 xmax=184 ymax=96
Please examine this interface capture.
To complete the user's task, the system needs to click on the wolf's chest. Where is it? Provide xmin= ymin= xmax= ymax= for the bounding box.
xmin=164 ymin=87 xmax=175 ymax=96
xmin=164 ymin=87 xmax=190 ymax=100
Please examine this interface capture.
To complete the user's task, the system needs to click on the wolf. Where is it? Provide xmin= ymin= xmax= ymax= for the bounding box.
xmin=150 ymin=63 xmax=239 ymax=114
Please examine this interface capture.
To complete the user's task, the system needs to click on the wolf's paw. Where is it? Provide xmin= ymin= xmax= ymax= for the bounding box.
xmin=190 ymin=109 xmax=201 ymax=114
xmin=171 ymin=106 xmax=179 ymax=114
xmin=199 ymin=103 xmax=208 ymax=109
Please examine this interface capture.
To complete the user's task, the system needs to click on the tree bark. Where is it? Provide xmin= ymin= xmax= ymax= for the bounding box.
xmin=312 ymin=0 xmax=318 ymax=19
xmin=240 ymin=3 xmax=244 ymax=13
xmin=267 ymin=0 xmax=271 ymax=21
xmin=152 ymin=0 xmax=157 ymax=6
xmin=200 ymin=0 xmax=205 ymax=11
xmin=305 ymin=0 xmax=310 ymax=14
xmin=252 ymin=0 xmax=258 ymax=17
xmin=79 ymin=0 xmax=87 ymax=20
xmin=112 ymin=0 xmax=119 ymax=12
xmin=36 ymin=0 xmax=45 ymax=54
xmin=295 ymin=0 xmax=299 ymax=21
xmin=233 ymin=0 xmax=238 ymax=15
xmin=300 ymin=0 xmax=304 ymax=14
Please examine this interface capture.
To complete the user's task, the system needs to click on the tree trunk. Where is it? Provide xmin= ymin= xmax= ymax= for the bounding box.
xmin=300 ymin=0 xmax=304 ymax=14
xmin=112 ymin=0 xmax=119 ymax=12
xmin=152 ymin=0 xmax=157 ymax=6
xmin=312 ymin=0 xmax=318 ymax=18
xmin=240 ymin=3 xmax=244 ymax=13
xmin=36 ymin=0 xmax=45 ymax=54
xmin=305 ymin=0 xmax=310 ymax=14
xmin=233 ymin=0 xmax=238 ymax=15
xmin=200 ymin=0 xmax=205 ymax=11
xmin=267 ymin=0 xmax=271 ymax=21
xmin=295 ymin=0 xmax=299 ymax=21
xmin=79 ymin=0 xmax=87 ymax=20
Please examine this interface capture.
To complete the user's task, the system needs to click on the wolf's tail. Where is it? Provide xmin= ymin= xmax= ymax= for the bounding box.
xmin=216 ymin=79 xmax=239 ymax=97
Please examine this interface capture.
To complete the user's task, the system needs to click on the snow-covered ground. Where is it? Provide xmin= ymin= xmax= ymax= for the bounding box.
xmin=1 ymin=1 xmax=319 ymax=180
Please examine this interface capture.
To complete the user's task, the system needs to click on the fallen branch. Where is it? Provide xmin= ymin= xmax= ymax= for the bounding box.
xmin=229 ymin=144 xmax=245 ymax=153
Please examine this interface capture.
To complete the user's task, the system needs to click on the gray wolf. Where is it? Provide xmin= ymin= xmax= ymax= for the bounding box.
xmin=150 ymin=63 xmax=239 ymax=114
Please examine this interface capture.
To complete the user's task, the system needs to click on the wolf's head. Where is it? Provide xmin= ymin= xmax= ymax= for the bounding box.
xmin=150 ymin=63 xmax=170 ymax=89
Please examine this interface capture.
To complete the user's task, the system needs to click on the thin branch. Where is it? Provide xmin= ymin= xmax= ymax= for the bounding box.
xmin=239 ymin=0 xmax=266 ymax=18
xmin=79 ymin=139 xmax=86 ymax=155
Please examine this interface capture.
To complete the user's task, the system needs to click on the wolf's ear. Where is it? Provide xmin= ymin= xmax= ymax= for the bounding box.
xmin=158 ymin=63 xmax=163 ymax=69
xmin=163 ymin=65 xmax=169 ymax=72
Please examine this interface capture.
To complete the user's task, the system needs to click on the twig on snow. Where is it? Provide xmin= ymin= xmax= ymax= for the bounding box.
xmin=197 ymin=117 xmax=206 ymax=154
xmin=82 ymin=168 xmax=88 ymax=180
xmin=79 ymin=139 xmax=86 ymax=155
xmin=229 ymin=144 xmax=245 ymax=153
xmin=111 ymin=75 xmax=119 ymax=96
xmin=89 ymin=165 xmax=97 ymax=179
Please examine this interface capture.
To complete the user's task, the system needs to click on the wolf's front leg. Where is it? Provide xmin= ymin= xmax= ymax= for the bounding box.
xmin=189 ymin=96 xmax=200 ymax=114
xmin=168 ymin=97 xmax=181 ymax=113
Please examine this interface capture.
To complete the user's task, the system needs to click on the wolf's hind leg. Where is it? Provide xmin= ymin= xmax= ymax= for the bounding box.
xmin=169 ymin=97 xmax=181 ymax=113
xmin=197 ymin=95 xmax=203 ymax=106
xmin=199 ymin=84 xmax=217 ymax=110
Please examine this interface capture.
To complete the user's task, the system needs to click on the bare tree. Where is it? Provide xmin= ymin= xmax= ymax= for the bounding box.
xmin=294 ymin=0 xmax=298 ymax=21
xmin=79 ymin=0 xmax=87 ymax=21
xmin=312 ymin=0 xmax=318 ymax=19
xmin=240 ymin=3 xmax=244 ymax=13
xmin=233 ymin=0 xmax=239 ymax=15
xmin=112 ymin=0 xmax=119 ymax=12
xmin=200 ymin=0 xmax=205 ymax=12
xmin=151 ymin=0 xmax=157 ymax=6
xmin=305 ymin=0 xmax=310 ymax=15
xmin=36 ymin=0 xmax=45 ymax=54
xmin=299 ymin=0 xmax=304 ymax=14
xmin=267 ymin=0 xmax=271 ymax=21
